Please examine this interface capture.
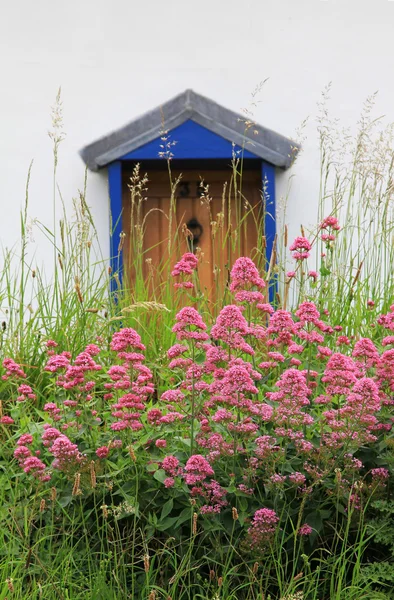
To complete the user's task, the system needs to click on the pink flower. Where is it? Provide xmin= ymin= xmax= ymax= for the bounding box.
xmin=17 ymin=434 xmax=33 ymax=446
xmin=155 ymin=439 xmax=167 ymax=448
xmin=42 ymin=426 xmax=62 ymax=446
xmin=377 ymin=306 xmax=394 ymax=330
xmin=371 ymin=468 xmax=389 ymax=480
xmin=2 ymin=358 xmax=26 ymax=379
xmin=257 ymin=303 xmax=274 ymax=315
xmin=85 ymin=344 xmax=101 ymax=356
xmin=164 ymin=477 xmax=175 ymax=488
xmin=295 ymin=301 xmax=320 ymax=324
xmin=172 ymin=253 xmax=198 ymax=276
xmin=110 ymin=421 xmax=128 ymax=431
xmin=298 ymin=523 xmax=313 ymax=536
xmin=49 ymin=434 xmax=82 ymax=469
xmin=320 ymin=216 xmax=340 ymax=231
xmin=308 ymin=270 xmax=318 ymax=281
xmin=212 ymin=408 xmax=234 ymax=422
xmin=317 ymin=346 xmax=332 ymax=359
xmin=160 ymin=389 xmax=186 ymax=405
xmin=267 ymin=369 xmax=312 ymax=434
xmin=193 ymin=480 xmax=228 ymax=513
xmin=167 ymin=344 xmax=188 ymax=359
xmin=268 ymin=351 xmax=285 ymax=362
xmin=222 ymin=363 xmax=259 ymax=396
xmin=238 ymin=484 xmax=254 ymax=495
xmin=147 ymin=409 xmax=163 ymax=425
xmin=288 ymin=472 xmax=306 ymax=485
xmin=159 ymin=412 xmax=185 ymax=424
xmin=211 ymin=305 xmax=253 ymax=355
xmin=14 ymin=445 xmax=31 ymax=461
xmin=289 ymin=237 xmax=312 ymax=261
xmin=162 ymin=455 xmax=180 ymax=476
xmin=288 ymin=343 xmax=304 ymax=355
xmin=110 ymin=328 xmax=146 ymax=352
xmin=352 ymin=338 xmax=379 ymax=369
xmin=22 ymin=456 xmax=50 ymax=481
xmin=0 ymin=416 xmax=14 ymax=425
xmin=44 ymin=402 xmax=60 ymax=415
xmin=267 ymin=310 xmax=295 ymax=347
xmin=17 ymin=384 xmax=36 ymax=402
xmin=247 ymin=508 xmax=279 ymax=548
xmin=174 ymin=281 xmax=194 ymax=289
xmin=229 ymin=257 xmax=265 ymax=292
xmin=234 ymin=290 xmax=264 ymax=303
xmin=74 ymin=352 xmax=102 ymax=371
xmin=322 ymin=353 xmax=358 ymax=396
xmin=46 ymin=340 xmax=58 ymax=348
xmin=96 ymin=446 xmax=110 ymax=458
xmin=270 ymin=474 xmax=286 ymax=485
xmin=184 ymin=454 xmax=214 ymax=484
xmin=172 ymin=307 xmax=209 ymax=342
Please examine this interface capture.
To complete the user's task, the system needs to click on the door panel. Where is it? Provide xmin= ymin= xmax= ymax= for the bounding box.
xmin=122 ymin=167 xmax=264 ymax=301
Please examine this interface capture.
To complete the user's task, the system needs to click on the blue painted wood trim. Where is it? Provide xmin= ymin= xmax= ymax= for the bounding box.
xmin=108 ymin=161 xmax=123 ymax=291
xmin=120 ymin=120 xmax=258 ymax=161
xmin=261 ymin=161 xmax=276 ymax=263
xmin=261 ymin=161 xmax=276 ymax=300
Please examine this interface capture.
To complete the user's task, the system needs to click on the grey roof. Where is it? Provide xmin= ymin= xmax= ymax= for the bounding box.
xmin=80 ymin=89 xmax=299 ymax=171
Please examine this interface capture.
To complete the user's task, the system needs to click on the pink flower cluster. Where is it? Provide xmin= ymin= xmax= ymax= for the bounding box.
xmin=106 ymin=328 xmax=154 ymax=431
xmin=211 ymin=305 xmax=254 ymax=355
xmin=14 ymin=434 xmax=50 ymax=482
xmin=230 ymin=257 xmax=265 ymax=304
xmin=2 ymin=358 xmax=26 ymax=380
xmin=247 ymin=508 xmax=279 ymax=549
xmin=171 ymin=252 xmax=198 ymax=289
xmin=320 ymin=215 xmax=340 ymax=243
xmin=184 ymin=454 xmax=214 ymax=485
xmin=289 ymin=237 xmax=312 ymax=261
xmin=173 ymin=307 xmax=209 ymax=342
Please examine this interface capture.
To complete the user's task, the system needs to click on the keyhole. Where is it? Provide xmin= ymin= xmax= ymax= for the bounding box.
xmin=186 ymin=218 xmax=203 ymax=253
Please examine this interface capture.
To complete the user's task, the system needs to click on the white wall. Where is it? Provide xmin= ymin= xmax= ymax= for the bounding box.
xmin=1 ymin=0 xmax=394 ymax=273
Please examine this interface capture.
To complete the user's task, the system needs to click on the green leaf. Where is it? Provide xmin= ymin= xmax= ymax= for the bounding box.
xmin=174 ymin=437 xmax=191 ymax=448
xmin=306 ymin=510 xmax=323 ymax=533
xmin=238 ymin=496 xmax=248 ymax=512
xmin=160 ymin=498 xmax=174 ymax=520
xmin=146 ymin=462 xmax=159 ymax=473
xmin=58 ymin=493 xmax=73 ymax=508
xmin=176 ymin=507 xmax=192 ymax=527
xmin=153 ymin=469 xmax=167 ymax=483
xmin=156 ymin=516 xmax=180 ymax=531
xmin=194 ymin=352 xmax=206 ymax=364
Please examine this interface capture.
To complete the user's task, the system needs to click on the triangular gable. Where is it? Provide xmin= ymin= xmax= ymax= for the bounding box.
xmin=80 ymin=89 xmax=298 ymax=171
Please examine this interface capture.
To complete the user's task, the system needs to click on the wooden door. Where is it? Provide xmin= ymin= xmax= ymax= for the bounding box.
xmin=121 ymin=164 xmax=264 ymax=302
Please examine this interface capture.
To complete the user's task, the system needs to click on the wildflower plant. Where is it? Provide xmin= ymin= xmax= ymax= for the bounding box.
xmin=2 ymin=251 xmax=394 ymax=599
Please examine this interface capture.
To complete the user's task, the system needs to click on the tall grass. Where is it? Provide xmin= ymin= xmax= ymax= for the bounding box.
xmin=279 ymin=87 xmax=394 ymax=334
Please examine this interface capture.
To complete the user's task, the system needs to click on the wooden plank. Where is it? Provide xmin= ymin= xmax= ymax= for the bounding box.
xmin=121 ymin=165 xmax=264 ymax=303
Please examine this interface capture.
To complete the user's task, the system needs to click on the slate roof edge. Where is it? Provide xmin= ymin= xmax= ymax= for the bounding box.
xmin=80 ymin=89 xmax=299 ymax=171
